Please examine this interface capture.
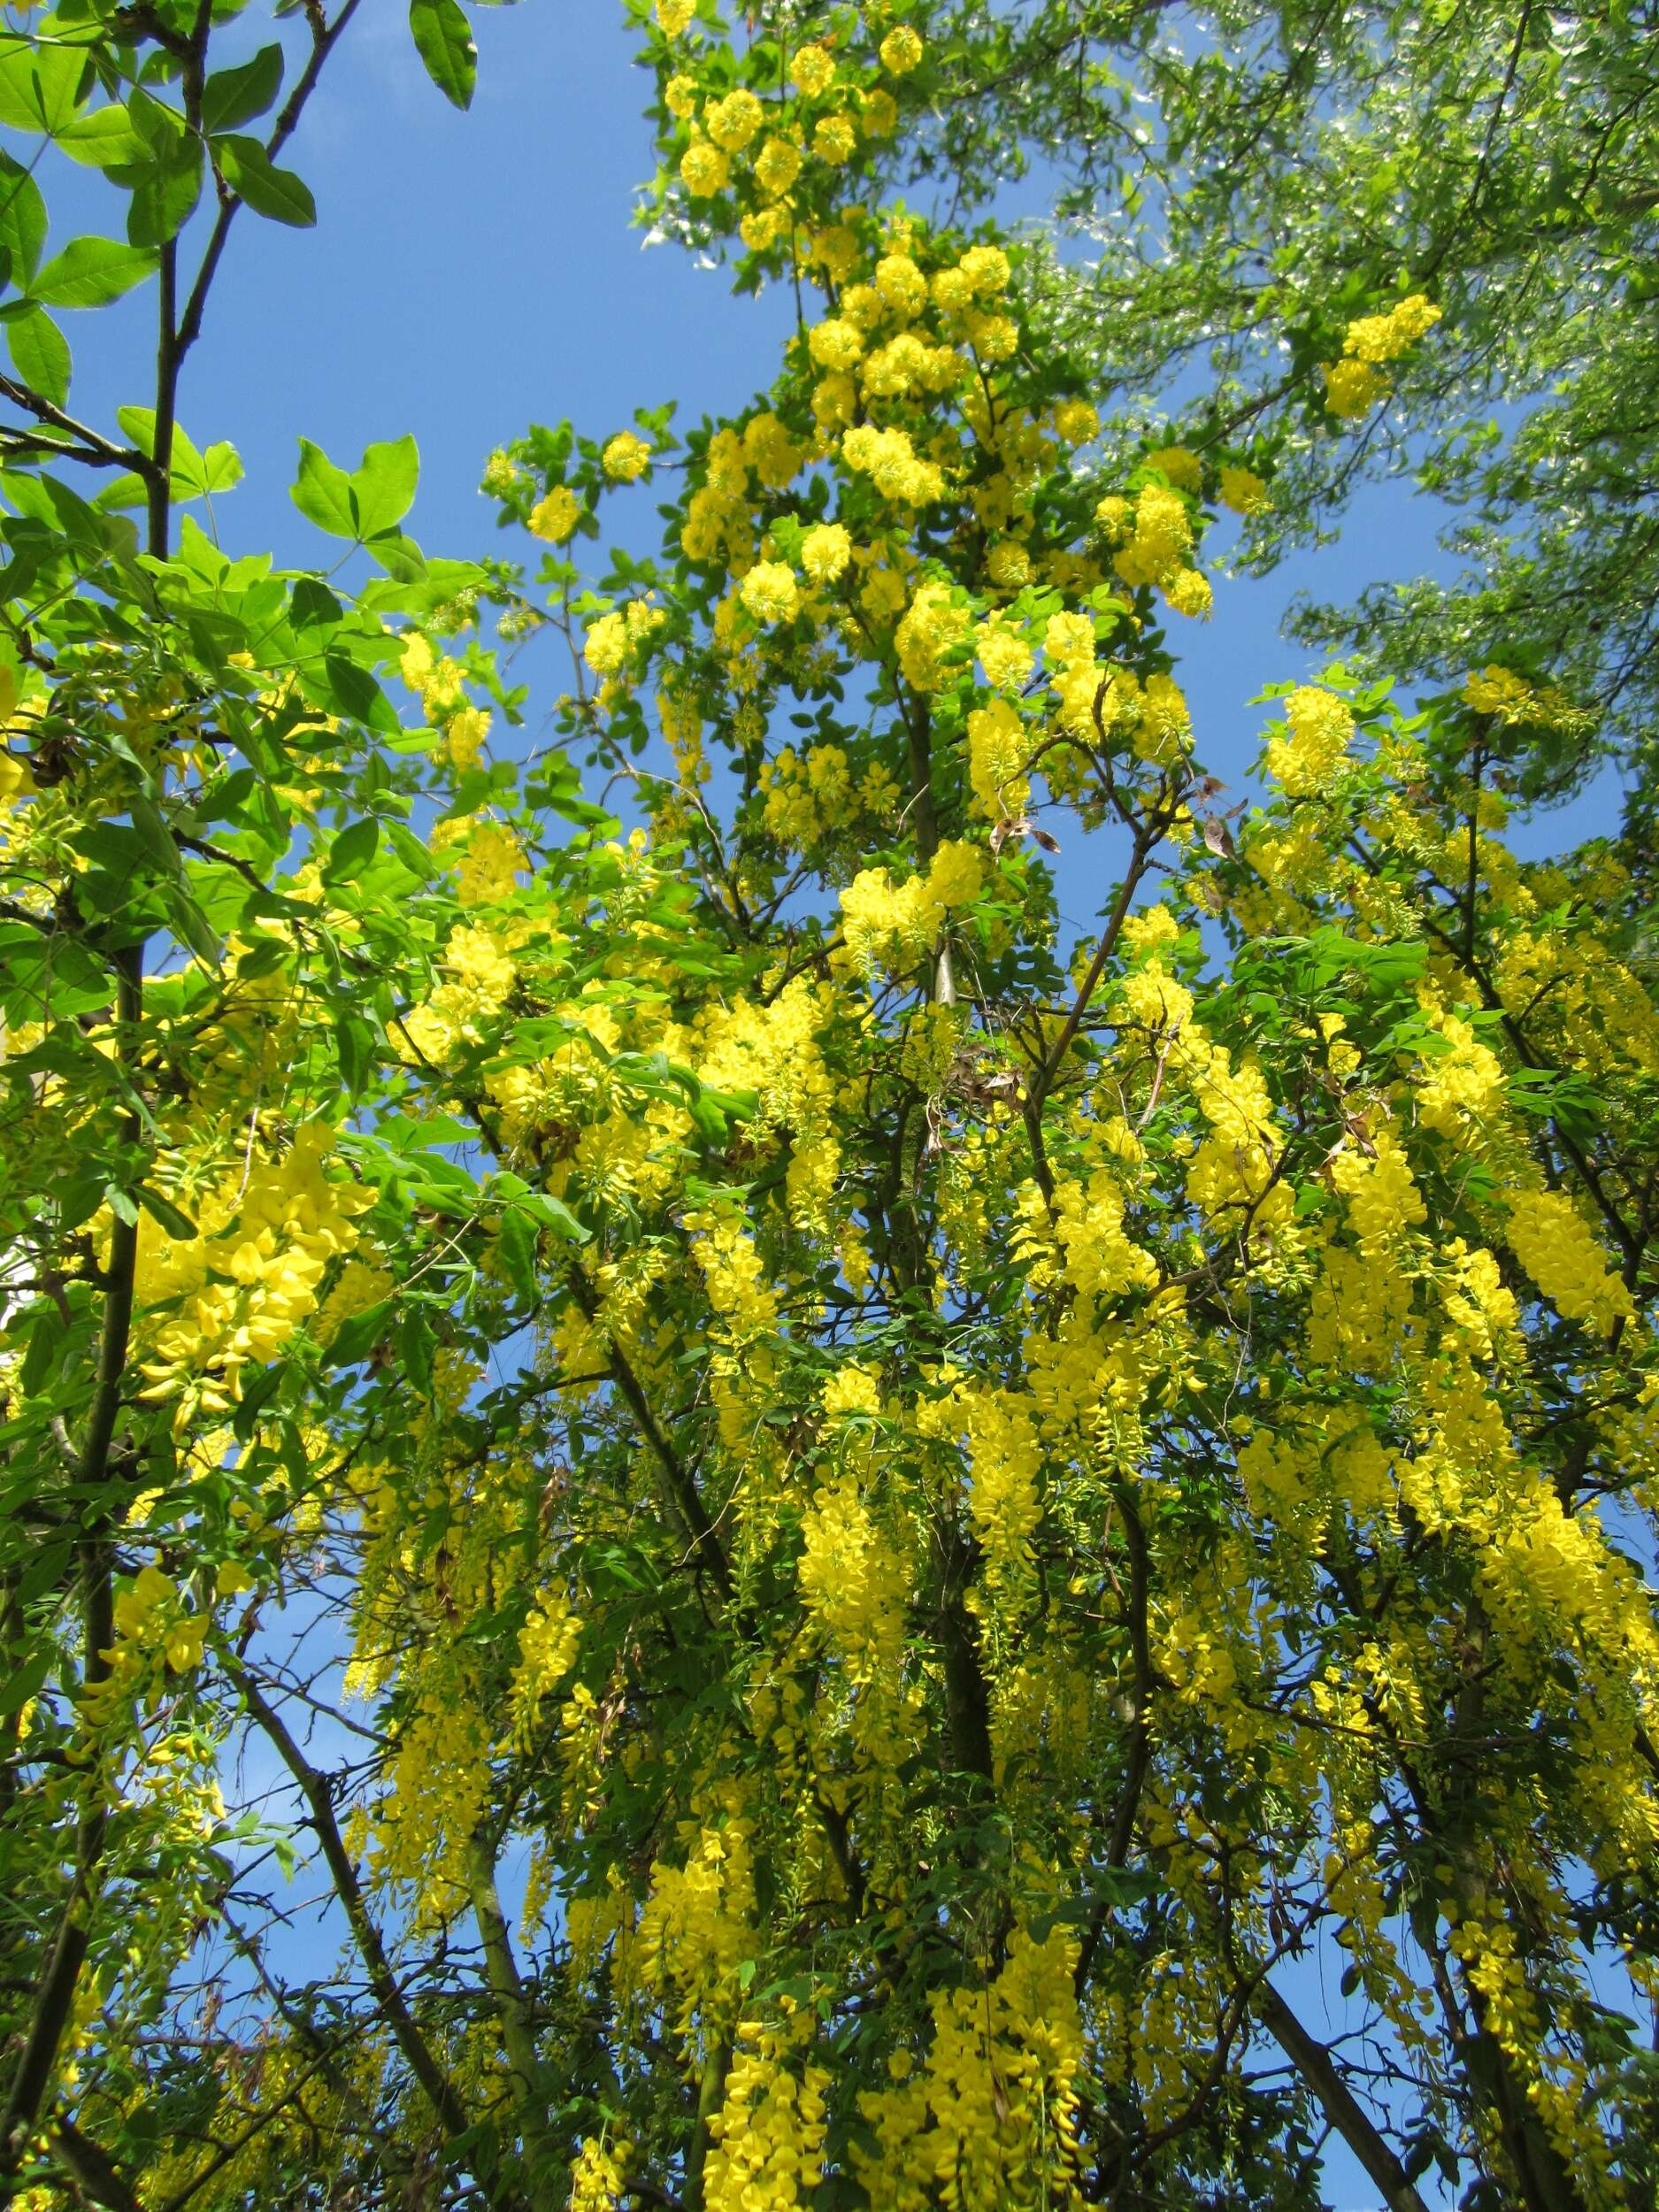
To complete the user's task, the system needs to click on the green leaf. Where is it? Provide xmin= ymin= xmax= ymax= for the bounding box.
xmin=136 ymin=1185 xmax=199 ymax=1240
xmin=367 ymin=529 xmax=426 ymax=582
xmin=0 ymin=37 xmax=88 ymax=134
xmin=109 ymin=88 xmax=204 ymax=248
xmin=496 ymin=1206 xmax=539 ymax=1302
xmin=119 ymin=134 xmax=204 ymax=249
xmin=17 ymin=1301 xmax=65 ymax=1394
xmin=128 ymin=792 xmax=181 ymax=875
xmin=409 ymin=0 xmax=477 ymax=108
xmin=201 ymin=441 xmax=242 ymax=495
xmin=170 ymin=513 xmax=226 ymax=584
xmin=0 ymin=151 xmax=48 ymax=285
xmin=216 ymin=135 xmax=316 ymax=228
xmin=327 ymin=1300 xmax=390 ymax=1369
xmin=164 ymin=430 xmax=214 ymax=499
xmin=291 ymin=436 xmax=419 ymax=541
xmin=117 ymin=404 xmax=229 ymax=502
xmin=0 ymin=1647 xmax=52 ymax=1720
xmin=19 ymin=1539 xmax=71 ymax=1606
xmin=170 ymin=889 xmax=224 ymax=969
xmin=290 ymin=577 xmax=343 ymax=631
xmin=27 ymin=235 xmax=155 ymax=310
xmin=55 ymin=105 xmax=145 ymax=170
xmin=126 ymin=86 xmax=185 ymax=156
xmin=396 ymin=1305 xmax=434 ymax=1395
xmin=201 ymin=44 xmax=285 ymax=135
xmin=7 ymin=307 xmax=68 ymax=407
xmin=231 ymin=933 xmax=285 ymax=976
xmin=383 ymin=818 xmax=438 ymax=879
xmin=321 ymin=816 xmax=380 ymax=886
xmin=301 ymin=652 xmax=399 ymax=733
xmin=383 ymin=1114 xmax=475 ymax=1152
xmin=114 ymin=403 xmax=157 ymax=452
xmin=291 ymin=438 xmax=357 ymax=537
xmin=517 ymin=1191 xmax=589 ymax=1243
xmin=332 ymin=656 xmax=398 ymax=730
xmin=334 ymin=1009 xmax=374 ymax=1096
xmin=351 ymin=435 xmax=419 ymax=537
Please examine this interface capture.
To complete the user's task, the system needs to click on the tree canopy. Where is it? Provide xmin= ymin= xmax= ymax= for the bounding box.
xmin=906 ymin=0 xmax=1659 ymax=805
xmin=0 ymin=6 xmax=1655 ymax=2212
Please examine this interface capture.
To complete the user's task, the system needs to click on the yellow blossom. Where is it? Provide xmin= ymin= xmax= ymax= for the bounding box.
xmin=879 ymin=25 xmax=924 ymax=73
xmin=602 ymin=432 xmax=651 ymax=482
xmin=741 ymin=561 xmax=800 ymax=626
xmin=529 ymin=486 xmax=581 ymax=542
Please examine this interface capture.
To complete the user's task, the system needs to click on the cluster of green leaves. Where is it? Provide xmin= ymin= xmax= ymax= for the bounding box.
xmin=0 ymin=0 xmax=549 ymax=2198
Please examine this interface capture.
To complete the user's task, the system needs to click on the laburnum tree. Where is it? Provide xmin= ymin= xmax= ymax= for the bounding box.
xmin=0 ymin=4 xmax=1655 ymax=2212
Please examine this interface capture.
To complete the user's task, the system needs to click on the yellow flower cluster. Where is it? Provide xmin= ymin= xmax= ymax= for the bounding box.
xmin=975 ymin=615 xmax=1033 ymax=692
xmin=529 ymin=483 xmax=582 ymax=543
xmin=1094 ymin=482 xmax=1210 ymax=615
xmin=584 ymin=596 xmax=667 ymax=677
xmin=398 ymin=628 xmax=498 ymax=771
xmin=567 ymin=2134 xmax=627 ymax=2212
xmin=1342 ymin=291 xmax=1441 ymax=363
xmin=401 ymin=917 xmax=522 ymax=1063
xmin=674 ymin=25 xmax=916 ymax=204
xmin=966 ymin=694 xmax=1029 ymax=821
xmin=1440 ymin=1240 xmax=1521 ymax=1362
xmin=1322 ymin=357 xmax=1389 ymax=419
xmin=961 ymin=1385 xmax=1044 ymax=1620
xmin=507 ymin=1589 xmax=580 ymax=1751
xmin=369 ymin=1663 xmax=492 ymax=1925
xmin=134 ymin=1125 xmax=373 ymax=1420
xmin=856 ymin=1930 xmax=1084 ymax=2212
xmin=1048 ymin=618 xmax=1193 ymax=770
xmin=839 ymin=839 xmax=984 ymax=979
xmin=823 ymin=1364 xmax=881 ymax=1418
xmin=895 ymin=579 xmax=972 ymax=690
xmin=800 ymin=520 xmax=852 ymax=583
xmin=799 ymin=1471 xmax=907 ymax=1682
xmin=681 ymin=413 xmax=807 ymax=566
xmin=1264 ymin=684 xmax=1354 ymax=795
xmin=879 ymin=25 xmax=925 ymax=74
xmin=109 ymin=1564 xmax=204 ymax=1678
xmin=1507 ymin=1187 xmax=1634 ymax=1334
xmin=602 ymin=430 xmax=651 ymax=480
xmin=1414 ymin=1004 xmax=1505 ymax=1142
xmin=1053 ymin=1171 xmax=1160 ymax=1303
xmin=1184 ymin=1042 xmax=1292 ymax=1233
xmin=705 ymin=2023 xmax=831 ymax=2212
xmin=1331 ymin=1123 xmax=1427 ymax=1251
xmin=841 ymin=422 xmax=945 ymax=507
xmin=1217 ymin=462 xmax=1270 ymax=515
xmin=692 ymin=1210 xmax=783 ymax=1444
xmin=1322 ymin=294 xmax=1439 ymax=415
xmin=638 ymin=1804 xmax=759 ymax=2038
xmin=1463 ymin=663 xmax=1586 ymax=730
xmin=758 ymin=741 xmax=853 ymax=847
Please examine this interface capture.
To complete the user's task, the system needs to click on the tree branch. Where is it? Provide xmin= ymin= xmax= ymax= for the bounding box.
xmin=1255 ymin=1980 xmax=1431 ymax=2212
xmin=230 ymin=1666 xmax=518 ymax=2205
